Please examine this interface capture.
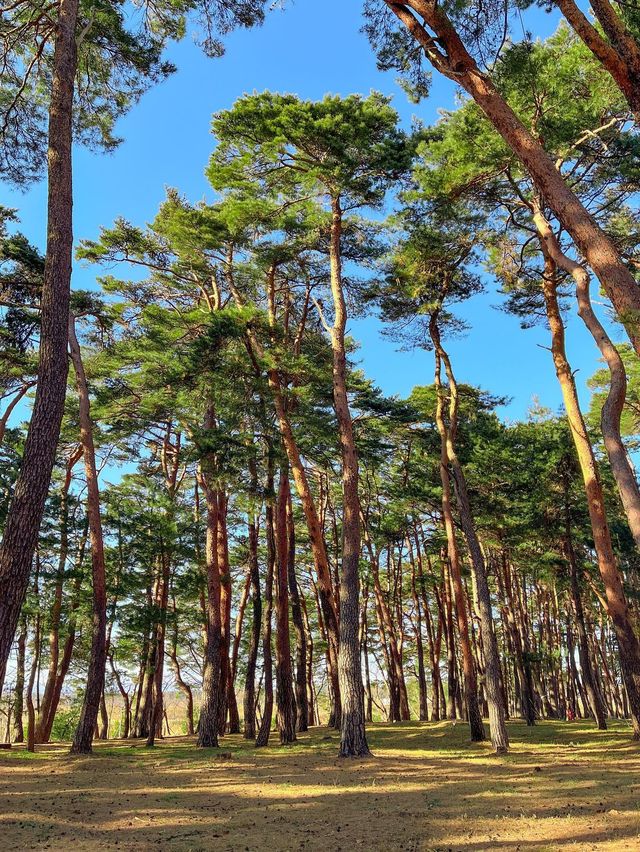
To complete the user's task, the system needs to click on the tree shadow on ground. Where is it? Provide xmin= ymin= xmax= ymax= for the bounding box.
xmin=1 ymin=720 xmax=638 ymax=851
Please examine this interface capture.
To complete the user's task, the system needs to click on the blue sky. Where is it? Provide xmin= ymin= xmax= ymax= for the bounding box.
xmin=0 ymin=0 xmax=618 ymax=423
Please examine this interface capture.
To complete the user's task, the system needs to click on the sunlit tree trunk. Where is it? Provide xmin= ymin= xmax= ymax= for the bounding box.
xmin=537 ymin=252 xmax=640 ymax=736
xmin=430 ymin=311 xmax=508 ymax=752
xmin=229 ymin=264 xmax=341 ymax=724
xmin=384 ymin=0 xmax=640 ymax=354
xmin=329 ymin=196 xmax=370 ymax=757
xmin=553 ymin=0 xmax=640 ymax=121
xmin=409 ymin=540 xmax=429 ymax=721
xmin=69 ymin=316 xmax=107 ymax=755
xmin=534 ymin=209 xmax=640 ymax=552
xmin=432 ymin=328 xmax=485 ymax=742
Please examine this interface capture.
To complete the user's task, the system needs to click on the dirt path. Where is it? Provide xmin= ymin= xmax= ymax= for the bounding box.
xmin=1 ymin=721 xmax=639 ymax=851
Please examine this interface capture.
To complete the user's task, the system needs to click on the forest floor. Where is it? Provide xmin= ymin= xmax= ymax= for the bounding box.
xmin=0 ymin=720 xmax=639 ymax=851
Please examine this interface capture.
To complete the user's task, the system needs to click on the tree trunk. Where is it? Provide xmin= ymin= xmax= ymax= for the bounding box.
xmin=109 ymin=653 xmax=131 ymax=740
xmin=227 ymin=561 xmax=249 ymax=736
xmin=384 ymin=0 xmax=640 ymax=354
xmin=274 ymin=466 xmax=297 ymax=744
xmin=553 ymin=0 xmax=640 ymax=121
xmin=300 ymin=591 xmax=316 ymax=725
xmin=229 ymin=265 xmax=341 ymax=722
xmin=146 ymin=549 xmax=170 ymax=747
xmin=0 ymin=0 xmax=79 ymax=693
xmin=216 ymin=493 xmax=232 ymax=736
xmin=244 ymin=461 xmax=262 ymax=740
xmin=69 ymin=316 xmax=107 ymax=755
xmin=431 ymin=326 xmax=485 ymax=742
xmin=416 ymin=538 xmax=443 ymax=721
xmin=26 ymin=609 xmax=40 ymax=753
xmin=197 ymin=432 xmax=223 ymax=748
xmin=41 ymin=531 xmax=86 ymax=741
xmin=36 ymin=451 xmax=80 ymax=743
xmin=287 ymin=488 xmax=309 ymax=732
xmin=590 ymin=0 xmax=640 ymax=114
xmin=563 ymin=534 xmax=608 ymax=729
xmin=441 ymin=568 xmax=457 ymax=721
xmin=536 ymin=252 xmax=640 ymax=736
xmin=534 ymin=209 xmax=640 ymax=552
xmin=409 ymin=544 xmax=429 ymax=721
xmin=497 ymin=553 xmax=536 ymax=725
xmin=329 ymin=195 xmax=370 ymax=758
xmin=98 ymin=691 xmax=109 ymax=740
xmin=168 ymin=598 xmax=194 ymax=737
xmin=430 ymin=310 xmax=508 ymax=752
xmin=359 ymin=583 xmax=374 ymax=723
xmin=256 ymin=469 xmax=276 ymax=748
xmin=12 ymin=616 xmax=26 ymax=742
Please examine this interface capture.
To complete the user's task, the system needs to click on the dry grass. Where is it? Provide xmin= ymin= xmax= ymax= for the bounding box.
xmin=1 ymin=720 xmax=639 ymax=851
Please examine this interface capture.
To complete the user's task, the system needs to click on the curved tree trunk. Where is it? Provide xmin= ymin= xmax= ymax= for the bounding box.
xmin=533 ymin=230 xmax=640 ymax=737
xmin=69 ymin=316 xmax=107 ymax=755
xmin=431 ymin=322 xmax=485 ymax=742
xmin=539 ymin=258 xmax=608 ymax=731
xmin=553 ymin=0 xmax=640 ymax=121
xmin=384 ymin=0 xmax=640 ymax=355
xmin=533 ymin=209 xmax=640 ymax=552
xmin=430 ymin=312 xmax=509 ymax=753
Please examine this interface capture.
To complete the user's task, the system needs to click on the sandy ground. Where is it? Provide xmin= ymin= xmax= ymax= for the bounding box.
xmin=1 ymin=720 xmax=639 ymax=851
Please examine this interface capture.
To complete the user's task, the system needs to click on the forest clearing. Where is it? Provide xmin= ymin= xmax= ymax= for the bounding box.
xmin=3 ymin=721 xmax=639 ymax=852
xmin=3 ymin=0 xmax=640 ymax=849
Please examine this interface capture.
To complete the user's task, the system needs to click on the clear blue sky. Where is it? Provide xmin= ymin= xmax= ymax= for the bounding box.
xmin=1 ymin=0 xmax=619 ymax=422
